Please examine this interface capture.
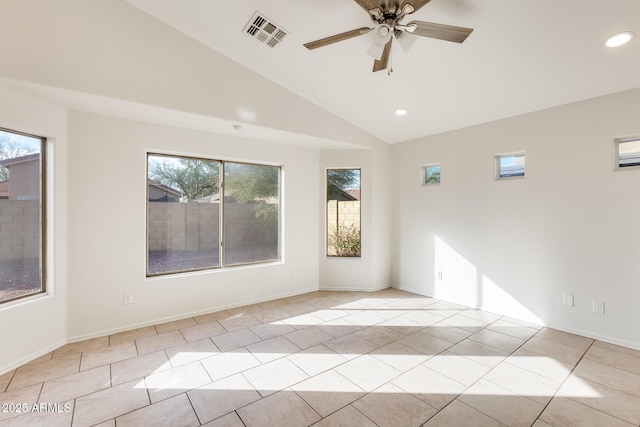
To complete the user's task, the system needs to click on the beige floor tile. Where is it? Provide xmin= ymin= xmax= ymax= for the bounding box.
xmin=316 ymin=319 xmax=364 ymax=338
xmin=280 ymin=312 xmax=326 ymax=330
xmin=460 ymin=309 xmax=502 ymax=324
xmin=369 ymin=341 xmax=429 ymax=372
xmin=584 ymin=344 xmax=640 ymax=375
xmin=254 ymin=298 xmax=288 ymax=311
xmin=80 ymin=342 xmax=138 ymax=371
xmin=398 ymin=330 xmax=453 ymax=356
xmin=0 ymin=400 xmax=73 ymax=427
xmin=593 ymin=340 xmax=640 ymax=358
xmin=540 ymin=397 xmax=635 ymax=427
xmin=212 ymin=328 xmax=262 ymax=352
xmin=200 ymin=348 xmax=261 ymax=382
xmin=39 ymin=365 xmax=110 ymax=403
xmin=145 ymin=361 xmax=212 ymax=403
xmin=180 ymin=320 xmax=227 ymax=343
xmin=309 ymin=308 xmax=350 ymax=322
xmin=572 ymin=359 xmax=640 ymax=397
xmin=237 ymin=389 xmax=321 ymax=427
xmin=437 ymin=314 xmax=489 ymax=332
xmin=392 ymin=365 xmax=466 ymax=410
xmin=278 ymin=302 xmax=316 ymax=316
xmin=164 ymin=338 xmax=220 ymax=367
xmin=291 ymin=370 xmax=364 ymax=416
xmin=251 ymin=308 xmax=291 ymax=323
xmin=505 ymin=348 xmax=573 ymax=382
xmin=521 ymin=337 xmax=586 ymax=366
xmin=73 ymin=379 xmax=150 ymax=426
xmin=423 ymin=399 xmax=506 ymax=427
xmin=335 ymin=355 xmax=400 ymax=392
xmin=93 ymin=418 xmax=116 ymax=425
xmin=421 ymin=323 xmax=474 ymax=344
xmin=242 ymin=358 xmax=309 ymax=397
xmin=249 ymin=322 xmax=296 ymax=340
xmin=8 ymin=354 xmax=80 ymax=390
xmin=423 ymin=351 xmax=492 ymax=386
xmin=111 ymin=350 xmax=172 ymax=386
xmin=377 ymin=315 xmax=425 ymax=337
xmin=154 ymin=317 xmax=197 ymax=334
xmin=284 ymin=326 xmax=333 ymax=349
xmin=483 ymin=362 xmax=561 ymax=404
xmin=246 ymin=336 xmax=301 ymax=363
xmin=459 ymin=379 xmax=544 ymax=427
xmin=188 ymin=374 xmax=261 ymax=424
xmin=135 ymin=329 xmax=187 ymax=355
xmin=52 ymin=336 xmax=110 ymax=358
xmin=24 ymin=352 xmax=53 ymax=365
xmin=109 ymin=325 xmax=157 ymax=346
xmin=486 ymin=319 xmax=538 ymax=341
xmin=287 ymin=344 xmax=348 ymax=376
xmin=218 ymin=313 xmax=262 ymax=331
xmin=532 ymin=420 xmax=553 ymax=427
xmin=468 ymin=329 xmax=525 ymax=353
xmin=352 ymin=383 xmax=436 ymax=427
xmin=305 ymin=296 xmax=342 ymax=309
xmin=353 ymin=325 xmax=404 ymax=346
xmin=0 ymin=383 xmax=43 ymax=422
xmin=201 ymin=411 xmax=245 ymax=427
xmin=324 ymin=334 xmax=378 ymax=360
xmin=341 ymin=311 xmax=386 ymax=327
xmin=194 ymin=309 xmax=232 ymax=325
xmin=535 ymin=328 xmax=594 ymax=352
xmin=0 ymin=370 xmax=14 ymax=393
xmin=116 ymin=393 xmax=199 ymax=427
xmin=557 ymin=374 xmax=640 ymax=424
xmin=311 ymin=405 xmax=377 ymax=427
xmin=447 ymin=339 xmax=509 ymax=368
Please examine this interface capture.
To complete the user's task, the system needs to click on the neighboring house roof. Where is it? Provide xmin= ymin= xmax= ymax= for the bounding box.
xmin=0 ymin=153 xmax=39 ymax=168
xmin=148 ymin=180 xmax=181 ymax=197
xmin=346 ymin=189 xmax=361 ymax=201
xmin=328 ymin=189 xmax=359 ymax=201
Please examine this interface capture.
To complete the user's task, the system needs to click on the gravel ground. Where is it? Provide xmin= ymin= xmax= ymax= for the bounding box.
xmin=0 ymin=258 xmax=41 ymax=301
xmin=148 ymin=246 xmax=278 ymax=274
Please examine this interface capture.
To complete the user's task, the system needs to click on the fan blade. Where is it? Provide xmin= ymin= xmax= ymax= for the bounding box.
xmin=401 ymin=0 xmax=432 ymax=13
xmin=407 ymin=21 xmax=473 ymax=43
xmin=354 ymin=0 xmax=381 ymax=13
xmin=304 ymin=27 xmax=372 ymax=50
xmin=373 ymin=39 xmax=392 ymax=72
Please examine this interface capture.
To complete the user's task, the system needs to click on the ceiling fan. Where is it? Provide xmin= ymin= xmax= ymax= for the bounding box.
xmin=304 ymin=0 xmax=473 ymax=72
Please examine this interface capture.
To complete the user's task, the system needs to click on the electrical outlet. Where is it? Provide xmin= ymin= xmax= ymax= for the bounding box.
xmin=123 ymin=293 xmax=133 ymax=305
xmin=562 ymin=293 xmax=574 ymax=307
xmin=436 ymin=271 xmax=443 ymax=280
xmin=592 ymin=300 xmax=605 ymax=315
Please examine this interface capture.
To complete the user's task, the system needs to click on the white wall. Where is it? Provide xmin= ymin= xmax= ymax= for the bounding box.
xmin=319 ymin=148 xmax=392 ymax=291
xmin=391 ymin=88 xmax=640 ymax=349
xmin=66 ymin=111 xmax=319 ymax=339
xmin=0 ymin=86 xmax=68 ymax=373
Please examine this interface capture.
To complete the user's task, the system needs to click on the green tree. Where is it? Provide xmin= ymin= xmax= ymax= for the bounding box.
xmin=225 ymin=163 xmax=278 ymax=202
xmin=327 ymin=169 xmax=360 ymax=198
xmin=149 ymin=157 xmax=219 ymax=200
xmin=0 ymin=135 xmax=32 ymax=181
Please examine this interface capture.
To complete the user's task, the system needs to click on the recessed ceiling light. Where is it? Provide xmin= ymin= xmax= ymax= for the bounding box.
xmin=605 ymin=31 xmax=635 ymax=48
xmin=395 ymin=108 xmax=408 ymax=116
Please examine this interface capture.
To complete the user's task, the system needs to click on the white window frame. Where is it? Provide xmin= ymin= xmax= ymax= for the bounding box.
xmin=495 ymin=152 xmax=525 ymax=180
xmin=614 ymin=136 xmax=640 ymax=170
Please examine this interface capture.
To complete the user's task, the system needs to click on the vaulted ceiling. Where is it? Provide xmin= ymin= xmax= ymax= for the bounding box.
xmin=124 ymin=0 xmax=640 ymax=144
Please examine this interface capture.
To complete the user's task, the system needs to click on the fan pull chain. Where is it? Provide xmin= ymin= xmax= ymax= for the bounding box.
xmin=388 ymin=48 xmax=394 ymax=76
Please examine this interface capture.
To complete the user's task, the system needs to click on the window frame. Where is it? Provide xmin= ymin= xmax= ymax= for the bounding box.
xmin=421 ymin=163 xmax=441 ymax=186
xmin=325 ymin=167 xmax=362 ymax=258
xmin=495 ymin=152 xmax=526 ymax=180
xmin=146 ymin=152 xmax=281 ymax=277
xmin=614 ymin=136 xmax=640 ymax=170
xmin=0 ymin=127 xmax=47 ymax=305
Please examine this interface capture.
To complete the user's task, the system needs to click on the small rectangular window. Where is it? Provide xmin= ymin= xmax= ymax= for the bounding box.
xmin=422 ymin=164 xmax=441 ymax=186
xmin=326 ymin=169 xmax=361 ymax=257
xmin=496 ymin=153 xmax=525 ymax=179
xmin=0 ymin=128 xmax=46 ymax=304
xmin=616 ymin=137 xmax=640 ymax=169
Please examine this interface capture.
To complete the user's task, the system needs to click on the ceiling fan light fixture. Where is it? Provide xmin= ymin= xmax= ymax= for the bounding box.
xmin=397 ymin=31 xmax=417 ymax=52
xmin=605 ymin=31 xmax=635 ymax=48
xmin=367 ymin=42 xmax=386 ymax=60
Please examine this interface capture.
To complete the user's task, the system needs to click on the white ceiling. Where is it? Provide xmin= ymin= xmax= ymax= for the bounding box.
xmin=125 ymin=0 xmax=640 ymax=144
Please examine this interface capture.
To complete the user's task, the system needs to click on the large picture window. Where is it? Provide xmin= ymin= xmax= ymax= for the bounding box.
xmin=326 ymin=169 xmax=361 ymax=257
xmin=147 ymin=154 xmax=280 ymax=276
xmin=0 ymin=128 xmax=46 ymax=304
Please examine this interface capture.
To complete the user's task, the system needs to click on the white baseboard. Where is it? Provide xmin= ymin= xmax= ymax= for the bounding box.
xmin=0 ymin=339 xmax=66 ymax=376
xmin=319 ymin=284 xmax=391 ymax=292
xmin=66 ymin=287 xmax=319 ymax=344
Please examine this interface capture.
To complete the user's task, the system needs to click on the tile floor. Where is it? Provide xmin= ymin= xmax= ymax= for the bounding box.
xmin=1 ymin=289 xmax=640 ymax=426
